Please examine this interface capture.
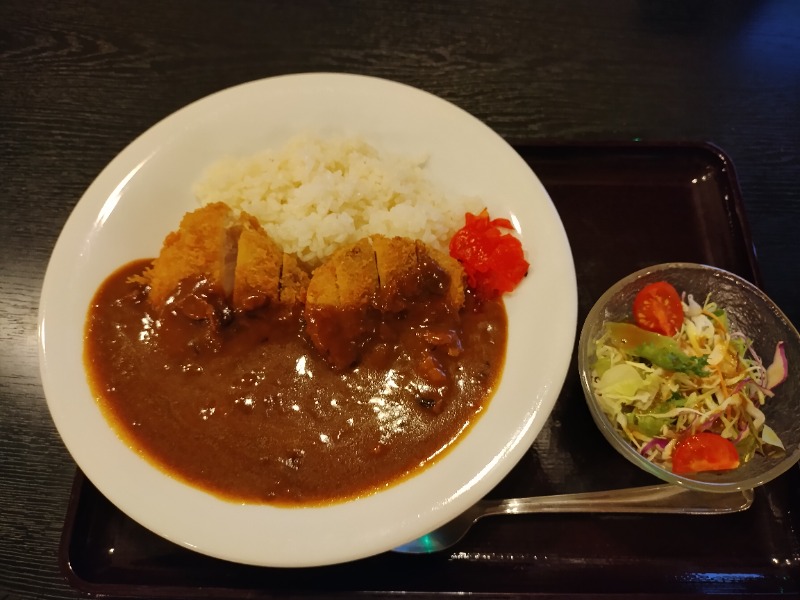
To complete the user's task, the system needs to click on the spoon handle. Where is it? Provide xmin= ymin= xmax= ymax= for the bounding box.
xmin=482 ymin=484 xmax=753 ymax=517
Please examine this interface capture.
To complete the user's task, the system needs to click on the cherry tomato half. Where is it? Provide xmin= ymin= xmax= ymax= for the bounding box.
xmin=633 ymin=281 xmax=683 ymax=336
xmin=671 ymin=432 xmax=740 ymax=474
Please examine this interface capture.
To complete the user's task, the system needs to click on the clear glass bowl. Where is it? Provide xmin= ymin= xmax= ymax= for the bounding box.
xmin=578 ymin=262 xmax=800 ymax=492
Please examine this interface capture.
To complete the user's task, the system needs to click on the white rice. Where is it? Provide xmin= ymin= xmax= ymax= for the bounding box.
xmin=193 ymin=134 xmax=480 ymax=266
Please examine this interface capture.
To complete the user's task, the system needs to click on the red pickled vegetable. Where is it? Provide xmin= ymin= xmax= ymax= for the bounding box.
xmin=449 ymin=209 xmax=529 ymax=300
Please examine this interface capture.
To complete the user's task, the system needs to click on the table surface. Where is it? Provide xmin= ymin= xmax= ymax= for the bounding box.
xmin=2 ymin=1 xmax=799 ymax=598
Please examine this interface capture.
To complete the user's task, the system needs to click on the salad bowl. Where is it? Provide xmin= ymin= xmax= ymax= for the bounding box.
xmin=578 ymin=262 xmax=800 ymax=493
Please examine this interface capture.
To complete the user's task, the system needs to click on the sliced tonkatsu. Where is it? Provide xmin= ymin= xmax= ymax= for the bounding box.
xmin=304 ymin=234 xmax=466 ymax=369
xmin=137 ymin=204 xmax=465 ymax=370
xmin=136 ymin=202 xmax=238 ymax=310
xmin=279 ymin=253 xmax=310 ymax=305
xmin=304 ymin=237 xmax=381 ymax=369
xmin=418 ymin=244 xmax=465 ymax=310
xmin=138 ymin=202 xmax=309 ymax=314
xmin=232 ymin=212 xmax=283 ymax=311
xmin=234 ymin=213 xmax=310 ymax=310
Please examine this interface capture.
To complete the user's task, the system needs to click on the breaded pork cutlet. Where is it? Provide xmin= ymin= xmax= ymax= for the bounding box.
xmin=232 ymin=213 xmax=282 ymax=311
xmin=234 ymin=213 xmax=312 ymax=309
xmin=305 ymin=237 xmax=380 ymax=369
xmin=304 ymin=256 xmax=338 ymax=308
xmin=305 ymin=237 xmax=380 ymax=310
xmin=371 ymin=234 xmax=465 ymax=313
xmin=138 ymin=202 xmax=310 ymax=313
xmin=418 ymin=244 xmax=465 ymax=310
xmin=332 ymin=237 xmax=379 ymax=306
xmin=234 ymin=214 xmax=312 ymax=310
xmin=370 ymin=234 xmax=417 ymax=312
xmin=304 ymin=234 xmax=466 ymax=368
xmin=138 ymin=202 xmax=237 ymax=310
xmin=305 ymin=234 xmax=465 ymax=316
xmin=279 ymin=253 xmax=310 ymax=305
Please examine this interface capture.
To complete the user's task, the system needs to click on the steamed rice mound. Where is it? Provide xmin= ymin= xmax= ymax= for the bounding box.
xmin=193 ymin=134 xmax=480 ymax=266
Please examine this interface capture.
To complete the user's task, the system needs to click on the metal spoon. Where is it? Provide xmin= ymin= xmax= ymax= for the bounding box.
xmin=393 ymin=484 xmax=754 ymax=554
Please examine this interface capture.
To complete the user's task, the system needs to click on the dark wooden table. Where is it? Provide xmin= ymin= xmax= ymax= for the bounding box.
xmin=2 ymin=1 xmax=799 ymax=598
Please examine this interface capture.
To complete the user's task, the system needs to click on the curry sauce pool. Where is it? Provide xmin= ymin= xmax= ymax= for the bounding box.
xmin=85 ymin=259 xmax=507 ymax=505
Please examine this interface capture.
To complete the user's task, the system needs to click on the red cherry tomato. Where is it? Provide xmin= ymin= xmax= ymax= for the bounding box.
xmin=671 ymin=432 xmax=740 ymax=474
xmin=633 ymin=281 xmax=683 ymax=336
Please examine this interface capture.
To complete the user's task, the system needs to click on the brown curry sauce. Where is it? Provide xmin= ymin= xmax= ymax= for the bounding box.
xmin=85 ymin=259 xmax=507 ymax=506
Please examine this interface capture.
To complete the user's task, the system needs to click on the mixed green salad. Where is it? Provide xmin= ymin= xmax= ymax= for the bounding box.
xmin=591 ymin=281 xmax=788 ymax=474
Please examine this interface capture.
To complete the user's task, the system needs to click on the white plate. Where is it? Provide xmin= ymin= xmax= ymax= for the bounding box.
xmin=38 ymin=73 xmax=577 ymax=567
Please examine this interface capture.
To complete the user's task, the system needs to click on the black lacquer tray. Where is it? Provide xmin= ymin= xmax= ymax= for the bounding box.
xmin=60 ymin=142 xmax=800 ymax=598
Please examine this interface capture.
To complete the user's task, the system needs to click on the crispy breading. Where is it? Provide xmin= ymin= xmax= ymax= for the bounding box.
xmin=232 ymin=213 xmax=282 ymax=311
xmin=424 ymin=245 xmax=466 ymax=310
xmin=279 ymin=253 xmax=310 ymax=305
xmin=370 ymin=234 xmax=464 ymax=311
xmin=332 ymin=237 xmax=378 ymax=306
xmin=305 ymin=257 xmax=339 ymax=307
xmin=304 ymin=238 xmax=378 ymax=370
xmin=306 ymin=237 xmax=380 ymax=311
xmin=140 ymin=202 xmax=313 ymax=312
xmin=141 ymin=198 xmax=462 ymax=337
xmin=307 ymin=234 xmax=464 ymax=313
xmin=304 ymin=234 xmax=467 ymax=368
xmin=142 ymin=202 xmax=235 ymax=310
xmin=371 ymin=235 xmax=416 ymax=288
